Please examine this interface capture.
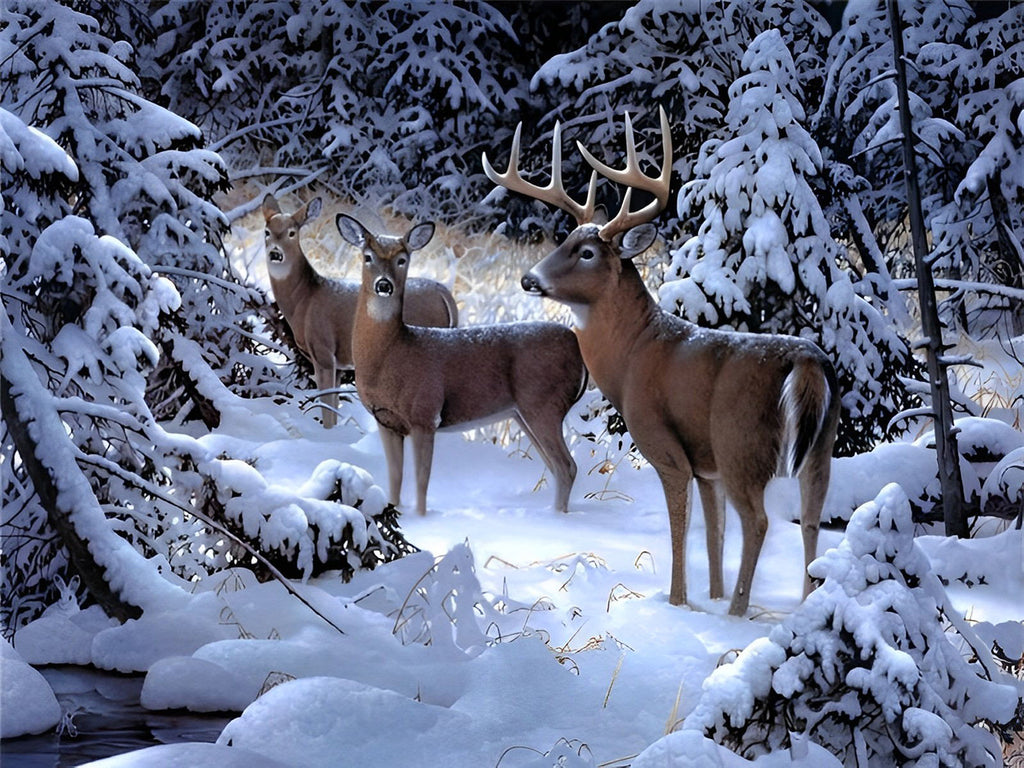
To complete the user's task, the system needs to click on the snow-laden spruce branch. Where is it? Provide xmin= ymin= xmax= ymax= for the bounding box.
xmin=1 ymin=313 xmax=191 ymax=619
xmin=891 ymin=278 xmax=1024 ymax=301
xmin=72 ymin=449 xmax=348 ymax=637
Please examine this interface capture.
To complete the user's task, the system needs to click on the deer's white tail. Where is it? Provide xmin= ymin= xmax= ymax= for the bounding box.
xmin=778 ymin=360 xmax=832 ymax=478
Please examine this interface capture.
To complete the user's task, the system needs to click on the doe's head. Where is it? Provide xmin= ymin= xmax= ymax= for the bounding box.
xmin=262 ymin=194 xmax=323 ymax=276
xmin=336 ymin=214 xmax=434 ymax=302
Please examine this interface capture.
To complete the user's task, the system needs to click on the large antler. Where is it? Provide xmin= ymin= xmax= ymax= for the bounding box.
xmin=578 ymin=105 xmax=673 ymax=241
xmin=483 ymin=122 xmax=597 ymax=227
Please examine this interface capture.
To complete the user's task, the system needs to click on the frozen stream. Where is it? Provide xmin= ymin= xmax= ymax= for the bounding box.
xmin=1 ymin=666 xmax=230 ymax=766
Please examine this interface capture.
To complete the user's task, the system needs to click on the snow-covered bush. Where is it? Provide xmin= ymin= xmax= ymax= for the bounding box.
xmin=684 ymin=483 xmax=1022 ymax=766
xmin=530 ymin=0 xmax=831 ymax=237
xmin=194 ymin=457 xmax=413 ymax=581
xmin=817 ymin=417 xmax=1024 ymax=527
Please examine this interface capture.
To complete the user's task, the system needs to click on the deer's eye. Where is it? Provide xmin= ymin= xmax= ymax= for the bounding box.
xmin=579 ymin=245 xmax=598 ymax=261
xmin=264 ymin=229 xmax=271 ymax=240
xmin=287 ymin=229 xmax=297 ymax=238
xmin=396 ymin=256 xmax=408 ymax=268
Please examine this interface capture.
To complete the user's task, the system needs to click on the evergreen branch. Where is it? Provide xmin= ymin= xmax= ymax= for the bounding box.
xmin=891 ymin=278 xmax=1024 ymax=301
xmin=74 ymin=449 xmax=348 ymax=636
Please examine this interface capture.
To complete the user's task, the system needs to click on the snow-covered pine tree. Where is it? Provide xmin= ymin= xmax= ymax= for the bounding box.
xmin=529 ymin=0 xmax=831 ymax=238
xmin=145 ymin=0 xmax=528 ymax=227
xmin=2 ymin=89 xmax=200 ymax=623
xmin=683 ymin=483 xmax=1022 ymax=767
xmin=366 ymin=1 xmax=529 ymax=222
xmin=144 ymin=0 xmax=335 ymax=186
xmin=2 ymin=0 xmax=290 ymax=421
xmin=661 ymin=29 xmax=916 ymax=455
xmin=813 ymin=0 xmax=973 ymax=287
xmin=1 ymin=0 xmax=411 ymax=633
xmin=1 ymin=106 xmax=86 ymax=630
xmin=927 ymin=2 xmax=1024 ymax=335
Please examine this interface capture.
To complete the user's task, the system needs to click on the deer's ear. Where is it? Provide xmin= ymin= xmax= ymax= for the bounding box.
xmin=336 ymin=214 xmax=368 ymax=248
xmin=262 ymin=194 xmax=281 ymax=221
xmin=620 ymin=223 xmax=658 ymax=260
xmin=305 ymin=197 xmax=323 ymax=222
xmin=405 ymin=222 xmax=435 ymax=252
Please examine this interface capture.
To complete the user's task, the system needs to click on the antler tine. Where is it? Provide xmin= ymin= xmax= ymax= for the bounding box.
xmin=577 ymin=106 xmax=673 ymax=241
xmin=483 ymin=122 xmax=597 ymax=227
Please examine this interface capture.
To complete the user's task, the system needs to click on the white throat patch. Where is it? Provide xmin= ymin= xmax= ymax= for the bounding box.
xmin=267 ymin=259 xmax=291 ymax=283
xmin=367 ymin=296 xmax=400 ymax=322
xmin=568 ymin=303 xmax=589 ymax=330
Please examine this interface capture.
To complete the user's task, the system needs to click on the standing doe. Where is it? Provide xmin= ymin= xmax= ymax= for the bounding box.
xmin=262 ymin=194 xmax=457 ymax=427
xmin=337 ymin=214 xmax=587 ymax=517
xmin=483 ymin=107 xmax=840 ymax=615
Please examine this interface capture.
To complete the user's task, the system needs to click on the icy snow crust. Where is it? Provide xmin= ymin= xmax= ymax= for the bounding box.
xmin=10 ymin=389 xmax=1021 ymax=766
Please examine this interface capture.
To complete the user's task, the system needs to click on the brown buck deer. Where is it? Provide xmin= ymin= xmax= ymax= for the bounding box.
xmin=337 ymin=214 xmax=587 ymax=517
xmin=483 ymin=107 xmax=840 ymax=616
xmin=262 ymin=194 xmax=458 ymax=427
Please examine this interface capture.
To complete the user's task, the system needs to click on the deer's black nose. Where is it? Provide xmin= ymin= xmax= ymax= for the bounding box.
xmin=521 ymin=272 xmax=544 ymax=295
xmin=374 ymin=277 xmax=394 ymax=296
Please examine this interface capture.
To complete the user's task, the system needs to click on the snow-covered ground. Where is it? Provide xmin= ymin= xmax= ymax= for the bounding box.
xmin=5 ymin=391 xmax=1021 ymax=767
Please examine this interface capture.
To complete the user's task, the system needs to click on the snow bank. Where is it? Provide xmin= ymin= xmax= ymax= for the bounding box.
xmin=14 ymin=604 xmax=118 ymax=666
xmin=822 ymin=416 xmax=1022 ymax=524
xmin=632 ymin=729 xmax=843 ymax=767
xmin=91 ymin=593 xmax=238 ymax=673
xmin=8 ymin=406 xmax=1018 ymax=767
xmin=218 ymin=676 xmax=477 ymax=766
xmin=81 ymin=743 xmax=290 ymax=768
xmin=0 ymin=639 xmax=62 ymax=738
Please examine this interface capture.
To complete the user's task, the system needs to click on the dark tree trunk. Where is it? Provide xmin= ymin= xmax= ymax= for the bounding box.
xmin=888 ymin=0 xmax=967 ymax=538
xmin=1 ymin=372 xmax=142 ymax=623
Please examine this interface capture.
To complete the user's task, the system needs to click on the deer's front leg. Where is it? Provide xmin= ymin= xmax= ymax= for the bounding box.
xmin=726 ymin=484 xmax=768 ymax=617
xmin=410 ymin=427 xmax=435 ymax=517
xmin=313 ymin=359 xmax=338 ymax=429
xmin=653 ymin=464 xmax=693 ymax=607
xmin=378 ymin=425 xmax=404 ymax=508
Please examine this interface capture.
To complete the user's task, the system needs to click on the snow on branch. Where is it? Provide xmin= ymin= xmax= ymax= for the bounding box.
xmin=1 ymin=313 xmax=191 ymax=619
xmin=891 ymin=278 xmax=1024 ymax=302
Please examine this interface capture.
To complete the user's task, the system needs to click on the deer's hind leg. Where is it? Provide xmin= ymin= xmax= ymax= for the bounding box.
xmin=696 ymin=477 xmax=726 ymax=600
xmin=797 ymin=449 xmax=831 ymax=598
xmin=514 ymin=407 xmax=576 ymax=514
xmin=723 ymin=481 xmax=768 ymax=617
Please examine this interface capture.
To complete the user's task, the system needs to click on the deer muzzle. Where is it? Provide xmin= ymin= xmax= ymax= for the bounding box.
xmin=521 ymin=271 xmax=545 ymax=296
xmin=374 ymin=277 xmax=395 ymax=296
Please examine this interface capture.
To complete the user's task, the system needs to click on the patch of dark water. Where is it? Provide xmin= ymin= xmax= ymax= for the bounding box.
xmin=1 ymin=666 xmax=232 ymax=767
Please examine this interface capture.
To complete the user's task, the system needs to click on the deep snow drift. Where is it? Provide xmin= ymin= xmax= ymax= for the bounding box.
xmin=5 ymin=391 xmax=1022 ymax=766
